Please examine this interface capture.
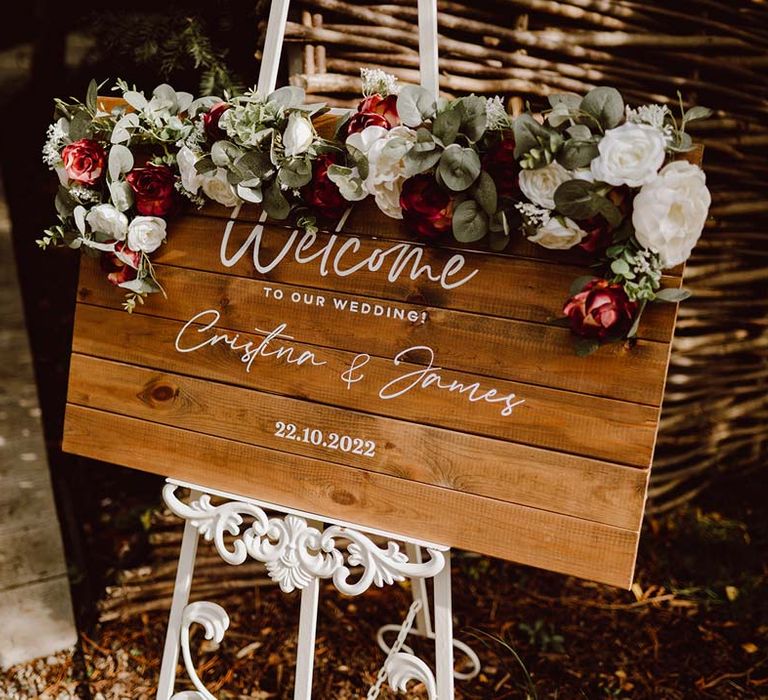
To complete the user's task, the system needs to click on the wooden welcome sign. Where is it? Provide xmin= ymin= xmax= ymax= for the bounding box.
xmin=62 ymin=192 xmax=681 ymax=588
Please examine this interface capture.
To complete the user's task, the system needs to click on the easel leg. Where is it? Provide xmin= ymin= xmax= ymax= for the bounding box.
xmin=156 ymin=492 xmax=201 ymax=700
xmin=406 ymin=543 xmax=434 ymax=638
xmin=294 ymin=576 xmax=320 ymax=700
xmin=433 ymin=550 xmax=454 ymax=700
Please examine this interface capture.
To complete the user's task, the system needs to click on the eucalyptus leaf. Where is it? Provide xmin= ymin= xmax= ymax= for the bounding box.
xmin=278 ymin=158 xmax=313 ymax=188
xmin=55 ymin=187 xmax=78 ymax=218
xmin=683 ymin=106 xmax=713 ymax=123
xmin=488 ymin=227 xmax=510 ymax=252
xmin=553 ymin=179 xmax=599 ymax=219
xmin=108 ymin=144 xmax=134 ymax=182
xmin=452 ymin=200 xmax=488 ymax=242
xmin=397 ymin=85 xmax=437 ymax=127
xmin=513 ymin=113 xmax=551 ymax=158
xmin=567 ymin=124 xmax=592 ymax=140
xmin=123 ymin=90 xmax=148 ymax=111
xmin=263 ymin=181 xmax=291 ymax=220
xmin=404 ymin=148 xmax=443 ymax=177
xmin=110 ymin=113 xmax=139 ymax=144
xmin=580 ymin=87 xmax=624 ymax=130
xmin=457 ymin=95 xmax=488 ymax=142
xmin=69 ymin=111 xmax=92 ymax=141
xmin=473 ymin=171 xmax=498 ymax=216
xmin=194 ymin=155 xmax=217 ymax=175
xmin=438 ymin=144 xmax=482 ymax=192
xmin=548 ymin=93 xmax=582 ymax=111
xmin=86 ymin=80 xmax=99 ymax=113
xmin=557 ymin=140 xmax=599 ymax=169
xmin=569 ymin=275 xmax=594 ymax=296
xmin=611 ymin=258 xmax=631 ymax=276
xmin=268 ymin=86 xmax=306 ymax=109
xmin=236 ymin=183 xmax=263 ymax=203
xmin=211 ymin=140 xmax=243 ymax=167
xmin=655 ymin=287 xmax=692 ymax=303
xmin=432 ymin=108 xmax=461 ymax=145
xmin=234 ymin=151 xmax=272 ymax=180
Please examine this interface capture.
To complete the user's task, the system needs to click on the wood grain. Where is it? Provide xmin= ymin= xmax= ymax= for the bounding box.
xmin=67 ymin=354 xmax=648 ymax=529
xmin=153 ymin=214 xmax=679 ymax=342
xmin=63 ymin=405 xmax=640 ymax=588
xmin=72 ymin=303 xmax=660 ymax=467
xmin=77 ymin=260 xmax=671 ymax=406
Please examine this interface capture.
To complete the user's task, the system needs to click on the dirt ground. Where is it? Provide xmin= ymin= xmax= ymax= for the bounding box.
xmin=1 ymin=472 xmax=765 ymax=700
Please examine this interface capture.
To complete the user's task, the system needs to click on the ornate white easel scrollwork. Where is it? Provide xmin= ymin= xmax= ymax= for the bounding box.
xmin=157 ymin=480 xmax=473 ymax=700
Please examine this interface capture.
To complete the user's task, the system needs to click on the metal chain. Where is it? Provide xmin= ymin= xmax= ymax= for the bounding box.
xmin=366 ymin=599 xmax=423 ymax=699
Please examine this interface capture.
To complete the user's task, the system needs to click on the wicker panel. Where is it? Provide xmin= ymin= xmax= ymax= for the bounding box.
xmin=281 ymin=0 xmax=768 ymax=510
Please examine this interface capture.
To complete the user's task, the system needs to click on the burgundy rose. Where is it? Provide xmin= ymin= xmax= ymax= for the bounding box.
xmin=400 ymin=174 xmax=453 ymax=240
xmin=563 ymin=278 xmax=638 ymax=340
xmin=101 ymin=241 xmax=141 ymax=286
xmin=301 ymin=153 xmax=348 ymax=221
xmin=482 ymin=135 xmax=518 ymax=198
xmin=578 ymin=187 xmax=630 ymax=253
xmin=203 ymin=102 xmax=231 ymax=141
xmin=61 ymin=138 xmax=106 ymax=186
xmin=125 ymin=165 xmax=176 ymax=216
xmin=346 ymin=94 xmax=399 ymax=136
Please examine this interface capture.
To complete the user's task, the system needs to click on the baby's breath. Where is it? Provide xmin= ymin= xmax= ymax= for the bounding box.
xmin=42 ymin=120 xmax=68 ymax=168
xmin=360 ymin=69 xmax=399 ymax=98
xmin=515 ymin=202 xmax=551 ymax=228
xmin=486 ymin=97 xmax=513 ymax=131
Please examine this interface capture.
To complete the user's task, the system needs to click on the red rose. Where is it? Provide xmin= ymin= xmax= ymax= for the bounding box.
xmin=563 ymin=278 xmax=638 ymax=340
xmin=101 ymin=241 xmax=141 ymax=286
xmin=61 ymin=138 xmax=106 ymax=186
xmin=482 ymin=136 xmax=518 ymax=198
xmin=400 ymin=174 xmax=453 ymax=240
xmin=346 ymin=94 xmax=399 ymax=136
xmin=203 ymin=102 xmax=231 ymax=141
xmin=578 ymin=187 xmax=630 ymax=253
xmin=126 ymin=165 xmax=176 ymax=216
xmin=301 ymin=153 xmax=348 ymax=221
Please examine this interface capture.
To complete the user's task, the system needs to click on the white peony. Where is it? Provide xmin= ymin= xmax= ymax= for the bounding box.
xmin=347 ymin=125 xmax=417 ymax=219
xmin=283 ymin=112 xmax=314 ymax=157
xmin=590 ymin=122 xmax=667 ymax=187
xmin=529 ymin=216 xmax=588 ymax=250
xmin=632 ymin=160 xmax=710 ymax=268
xmin=127 ymin=216 xmax=167 ymax=253
xmin=86 ymin=204 xmax=129 ymax=240
xmin=201 ymin=168 xmax=240 ymax=207
xmin=177 ymin=145 xmax=202 ymax=194
xmin=519 ymin=161 xmax=570 ymax=210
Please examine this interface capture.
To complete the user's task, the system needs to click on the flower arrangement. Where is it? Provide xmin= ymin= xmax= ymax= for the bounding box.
xmin=42 ymin=73 xmax=711 ymax=352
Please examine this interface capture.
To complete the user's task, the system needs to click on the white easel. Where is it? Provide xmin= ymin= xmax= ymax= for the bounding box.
xmin=155 ymin=3 xmax=480 ymax=697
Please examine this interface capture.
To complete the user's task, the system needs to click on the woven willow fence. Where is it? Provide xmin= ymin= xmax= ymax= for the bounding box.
xmin=262 ymin=0 xmax=768 ymax=512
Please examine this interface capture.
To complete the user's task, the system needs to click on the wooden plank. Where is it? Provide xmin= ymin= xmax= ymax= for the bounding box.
xmin=77 ymin=260 xmax=671 ymax=406
xmin=154 ymin=214 xmax=678 ymax=342
xmin=200 ymin=201 xmax=686 ymax=279
xmin=67 ymin=354 xmax=648 ymax=530
xmin=72 ymin=304 xmax=660 ymax=467
xmin=62 ymin=405 xmax=640 ymax=588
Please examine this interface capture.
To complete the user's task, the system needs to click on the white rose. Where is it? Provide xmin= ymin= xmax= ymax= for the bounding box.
xmin=519 ymin=161 xmax=570 ymax=209
xmin=348 ymin=125 xmax=417 ymax=219
xmin=528 ymin=216 xmax=588 ymax=250
xmin=127 ymin=216 xmax=167 ymax=253
xmin=283 ymin=112 xmax=314 ymax=157
xmin=201 ymin=168 xmax=240 ymax=207
xmin=86 ymin=204 xmax=129 ymax=241
xmin=177 ymin=145 xmax=202 ymax=194
xmin=590 ymin=122 xmax=667 ymax=187
xmin=632 ymin=160 xmax=710 ymax=268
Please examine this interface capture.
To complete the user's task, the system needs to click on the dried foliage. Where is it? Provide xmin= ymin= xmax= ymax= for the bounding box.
xmin=283 ymin=0 xmax=768 ymax=509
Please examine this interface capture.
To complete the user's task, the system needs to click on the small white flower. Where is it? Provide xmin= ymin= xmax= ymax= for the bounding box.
xmin=514 ymin=201 xmax=551 ymax=227
xmin=201 ymin=168 xmax=240 ymax=207
xmin=283 ymin=112 xmax=314 ymax=157
xmin=528 ymin=216 xmax=588 ymax=250
xmin=361 ymin=68 xmax=399 ymax=97
xmin=486 ymin=96 xmax=512 ymax=130
xmin=590 ymin=122 xmax=667 ymax=187
xmin=626 ymin=104 xmax=670 ymax=130
xmin=127 ymin=216 xmax=167 ymax=253
xmin=177 ymin=145 xmax=202 ymax=195
xmin=519 ymin=161 xmax=570 ymax=210
xmin=86 ymin=204 xmax=129 ymax=240
xmin=632 ymin=160 xmax=710 ymax=268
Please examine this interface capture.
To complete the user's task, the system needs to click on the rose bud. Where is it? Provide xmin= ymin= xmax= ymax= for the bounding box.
xmin=125 ymin=164 xmax=176 ymax=217
xmin=400 ymin=174 xmax=453 ymax=240
xmin=563 ymin=278 xmax=638 ymax=341
xmin=346 ymin=94 xmax=399 ymax=136
xmin=203 ymin=102 xmax=231 ymax=141
xmin=482 ymin=135 xmax=518 ymax=198
xmin=61 ymin=138 xmax=107 ymax=186
xmin=578 ymin=187 xmax=630 ymax=253
xmin=301 ymin=153 xmax=349 ymax=222
xmin=101 ymin=241 xmax=141 ymax=286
